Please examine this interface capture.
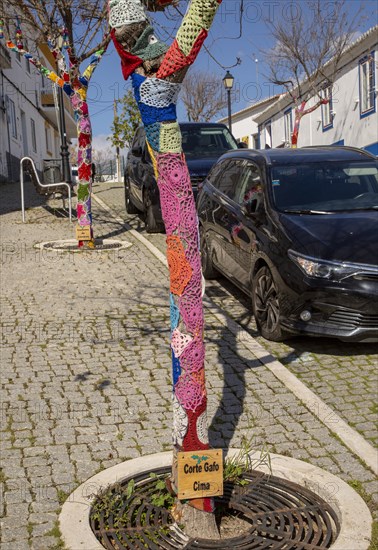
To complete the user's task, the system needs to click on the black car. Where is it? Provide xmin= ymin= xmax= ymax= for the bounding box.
xmin=124 ymin=122 xmax=240 ymax=232
xmin=197 ymin=146 xmax=378 ymax=342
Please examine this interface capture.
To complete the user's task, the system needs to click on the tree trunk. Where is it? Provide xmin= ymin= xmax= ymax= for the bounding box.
xmin=72 ymin=94 xmax=94 ymax=248
xmin=109 ymin=0 xmax=221 ymax=539
xmin=291 ymin=101 xmax=306 ymax=148
xmin=175 ymin=500 xmax=220 ymax=539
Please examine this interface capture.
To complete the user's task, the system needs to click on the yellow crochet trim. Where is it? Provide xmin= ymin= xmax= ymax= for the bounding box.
xmin=176 ymin=13 xmax=203 ymax=56
xmin=146 ymin=140 xmax=159 ymax=178
xmin=159 ymin=122 xmax=182 ymax=154
xmin=190 ymin=0 xmax=219 ymax=30
xmin=77 ymin=87 xmax=87 ymax=101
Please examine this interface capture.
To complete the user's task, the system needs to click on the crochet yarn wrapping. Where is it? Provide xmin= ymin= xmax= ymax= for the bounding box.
xmin=131 ymin=25 xmax=168 ymax=60
xmin=109 ymin=0 xmax=222 ymax=512
xmin=109 ymin=0 xmax=147 ymax=28
xmin=140 ymin=78 xmax=181 ymax=108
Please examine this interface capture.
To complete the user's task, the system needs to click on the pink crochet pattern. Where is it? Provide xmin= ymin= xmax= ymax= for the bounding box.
xmin=109 ymin=0 xmax=222 ymax=512
xmin=171 ymin=328 xmax=193 ymax=358
xmin=175 ymin=372 xmax=205 ymax=412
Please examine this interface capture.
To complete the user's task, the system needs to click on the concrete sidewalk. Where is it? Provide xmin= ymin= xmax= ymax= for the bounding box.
xmin=0 ymin=181 xmax=376 ymax=549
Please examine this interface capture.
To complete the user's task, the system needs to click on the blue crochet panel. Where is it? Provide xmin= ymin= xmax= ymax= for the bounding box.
xmin=169 ymin=292 xmax=180 ymax=331
xmin=145 ymin=122 xmax=161 ymax=151
xmin=131 ymin=73 xmax=177 ymax=126
xmin=172 ymin=349 xmax=181 ymax=386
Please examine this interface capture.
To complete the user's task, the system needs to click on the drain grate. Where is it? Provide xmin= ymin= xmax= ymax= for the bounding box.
xmin=35 ymin=239 xmax=132 ymax=252
xmin=90 ymin=467 xmax=340 ymax=549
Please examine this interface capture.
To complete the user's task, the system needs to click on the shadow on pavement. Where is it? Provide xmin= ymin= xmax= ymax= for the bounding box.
xmin=208 ymin=316 xmax=263 ymax=451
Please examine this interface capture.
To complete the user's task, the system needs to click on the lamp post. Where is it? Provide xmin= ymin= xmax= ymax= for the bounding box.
xmin=55 ymin=37 xmax=72 ymax=185
xmin=223 ymin=70 xmax=234 ymax=133
xmin=58 ymin=86 xmax=72 ymax=185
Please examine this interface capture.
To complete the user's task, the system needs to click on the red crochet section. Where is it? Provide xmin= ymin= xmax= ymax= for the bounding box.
xmin=186 ymin=28 xmax=208 ymax=64
xmin=78 ymin=133 xmax=91 ymax=148
xmin=156 ymin=39 xmax=186 ymax=79
xmin=182 ymin=398 xmax=208 ymax=451
xmin=78 ymin=162 xmax=91 ymax=181
xmin=156 ymin=29 xmax=207 ymax=79
xmin=166 ymin=235 xmax=193 ymax=296
xmin=111 ymin=29 xmax=143 ymax=80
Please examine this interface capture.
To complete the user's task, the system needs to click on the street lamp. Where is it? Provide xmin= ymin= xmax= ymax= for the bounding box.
xmin=57 ymin=87 xmax=72 ymax=185
xmin=223 ymin=70 xmax=234 ymax=133
xmin=56 ymin=36 xmax=71 ymax=185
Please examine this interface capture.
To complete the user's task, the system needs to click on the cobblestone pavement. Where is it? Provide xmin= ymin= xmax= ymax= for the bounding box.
xmin=96 ymin=181 xmax=378 ymax=447
xmin=0 ymin=179 xmax=377 ymax=549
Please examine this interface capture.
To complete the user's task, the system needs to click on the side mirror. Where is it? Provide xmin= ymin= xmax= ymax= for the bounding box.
xmin=238 ymin=142 xmax=248 ymax=149
xmin=131 ymin=145 xmax=143 ymax=157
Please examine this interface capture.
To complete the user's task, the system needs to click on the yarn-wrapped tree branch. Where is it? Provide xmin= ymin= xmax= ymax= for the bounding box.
xmin=1 ymin=2 xmax=110 ymax=247
xmin=109 ymin=0 xmax=221 ymax=538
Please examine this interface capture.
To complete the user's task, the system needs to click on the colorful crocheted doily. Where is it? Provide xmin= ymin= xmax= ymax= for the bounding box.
xmin=166 ymin=235 xmax=193 ymax=296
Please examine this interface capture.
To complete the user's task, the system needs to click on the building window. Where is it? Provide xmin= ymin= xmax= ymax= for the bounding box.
xmin=265 ymin=121 xmax=272 ymax=148
xmin=284 ymin=108 xmax=292 ymax=144
xmin=8 ymin=98 xmax=17 ymax=138
xmin=359 ymin=52 xmax=375 ymax=117
xmin=45 ymin=126 xmax=51 ymax=152
xmin=321 ymin=86 xmax=333 ymax=131
xmin=31 ymin=119 xmax=37 ymax=152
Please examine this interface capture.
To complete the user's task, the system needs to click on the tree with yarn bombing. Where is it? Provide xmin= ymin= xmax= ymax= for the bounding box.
xmin=0 ymin=1 xmax=110 ymax=247
xmin=264 ymin=0 xmax=364 ymax=148
xmin=108 ymin=0 xmax=222 ymax=538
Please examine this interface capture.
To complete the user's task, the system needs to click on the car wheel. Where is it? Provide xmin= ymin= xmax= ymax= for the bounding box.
xmin=124 ymin=178 xmax=139 ymax=214
xmin=200 ymin=228 xmax=218 ymax=279
xmin=252 ymin=266 xmax=286 ymax=341
xmin=144 ymin=190 xmax=162 ymax=233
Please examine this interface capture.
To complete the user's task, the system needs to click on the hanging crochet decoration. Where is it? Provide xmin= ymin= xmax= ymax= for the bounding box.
xmin=1 ymin=18 xmax=109 ymax=248
xmin=109 ymin=0 xmax=222 ymax=513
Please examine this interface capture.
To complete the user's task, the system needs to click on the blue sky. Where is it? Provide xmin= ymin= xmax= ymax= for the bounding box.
xmin=88 ymin=0 xmax=377 ymax=149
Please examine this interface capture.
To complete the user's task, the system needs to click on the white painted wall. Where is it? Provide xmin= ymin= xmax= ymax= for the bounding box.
xmin=1 ymin=50 xmax=62 ymax=181
xmin=254 ymin=30 xmax=377 ymax=153
xmin=218 ymin=97 xmax=279 ymax=148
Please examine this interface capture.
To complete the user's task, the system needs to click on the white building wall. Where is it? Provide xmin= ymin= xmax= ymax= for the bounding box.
xmin=219 ymin=97 xmax=280 ymax=148
xmin=255 ymin=31 xmax=377 ymax=153
xmin=1 ymin=49 xmax=62 ymax=182
xmin=230 ymin=115 xmax=259 ymax=147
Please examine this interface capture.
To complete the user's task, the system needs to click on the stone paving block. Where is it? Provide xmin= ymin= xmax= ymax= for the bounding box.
xmin=0 ymin=541 xmax=31 ymax=550
xmin=1 ymin=181 xmax=377 ymax=549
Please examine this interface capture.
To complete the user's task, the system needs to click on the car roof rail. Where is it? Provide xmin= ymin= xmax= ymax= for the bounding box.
xmin=302 ymin=145 xmax=377 ymax=159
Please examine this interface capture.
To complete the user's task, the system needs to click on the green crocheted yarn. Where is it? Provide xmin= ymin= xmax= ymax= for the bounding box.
xmin=176 ymin=14 xmax=204 ymax=56
xmin=159 ymin=122 xmax=182 ymax=153
xmin=190 ymin=0 xmax=219 ymax=30
xmin=131 ymin=25 xmax=168 ymax=61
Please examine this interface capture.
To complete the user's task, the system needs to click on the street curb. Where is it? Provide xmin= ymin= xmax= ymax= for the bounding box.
xmin=92 ymin=193 xmax=378 ymax=477
xmin=59 ymin=450 xmax=372 ymax=550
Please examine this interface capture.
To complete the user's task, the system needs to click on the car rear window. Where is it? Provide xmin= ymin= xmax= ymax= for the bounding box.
xmin=271 ymin=161 xmax=378 ymax=212
xmin=181 ymin=126 xmax=238 ymax=158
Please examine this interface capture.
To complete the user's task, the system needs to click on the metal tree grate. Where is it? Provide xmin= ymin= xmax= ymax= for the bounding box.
xmin=89 ymin=467 xmax=340 ymax=549
xmin=37 ymin=239 xmax=130 ymax=252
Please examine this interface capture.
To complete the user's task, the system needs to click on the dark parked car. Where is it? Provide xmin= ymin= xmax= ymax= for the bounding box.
xmin=197 ymin=146 xmax=378 ymax=342
xmin=124 ymin=122 xmax=240 ymax=232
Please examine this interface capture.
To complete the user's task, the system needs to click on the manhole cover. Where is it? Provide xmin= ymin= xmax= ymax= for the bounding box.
xmin=89 ymin=467 xmax=340 ymax=549
xmin=34 ymin=239 xmax=132 ymax=252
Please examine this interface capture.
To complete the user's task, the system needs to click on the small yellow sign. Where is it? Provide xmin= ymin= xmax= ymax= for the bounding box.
xmin=75 ymin=225 xmax=92 ymax=241
xmin=177 ymin=449 xmax=223 ymax=500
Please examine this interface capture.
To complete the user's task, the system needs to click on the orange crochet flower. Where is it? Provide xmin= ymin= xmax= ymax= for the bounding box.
xmin=166 ymin=235 xmax=192 ymax=296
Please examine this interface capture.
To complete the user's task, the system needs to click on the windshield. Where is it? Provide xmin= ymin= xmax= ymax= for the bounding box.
xmin=181 ymin=126 xmax=238 ymax=158
xmin=271 ymin=161 xmax=378 ymax=212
